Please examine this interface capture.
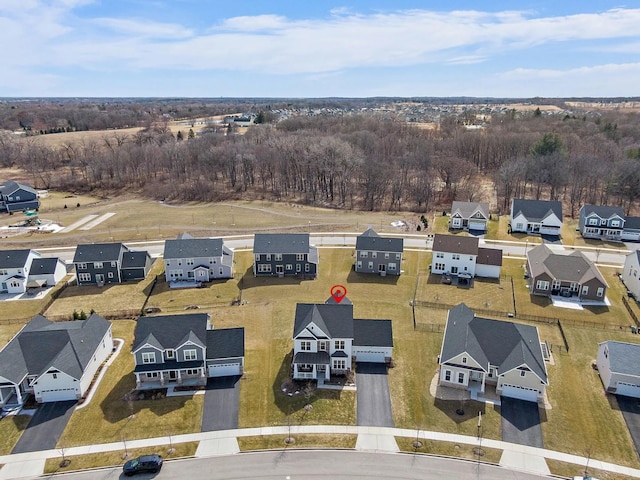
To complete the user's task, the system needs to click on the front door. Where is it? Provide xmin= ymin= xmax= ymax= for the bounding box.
xmin=95 ymin=274 xmax=105 ymax=284
xmin=169 ymin=371 xmax=177 ymax=380
xmin=378 ymin=264 xmax=386 ymax=273
xmin=451 ymin=266 xmax=458 ymax=274
xmin=317 ymin=365 xmax=326 ymax=378
xmin=276 ymin=265 xmax=284 ymax=275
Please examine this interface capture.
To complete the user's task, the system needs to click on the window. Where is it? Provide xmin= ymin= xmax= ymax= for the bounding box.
xmin=166 ymin=349 xmax=175 ymax=359
xmin=254 ymin=254 xmax=260 ymax=261
xmin=219 ymin=267 xmax=223 ymax=275
xmin=186 ymin=258 xmax=194 ymax=265
xmin=333 ymin=359 xmax=346 ymax=370
xmin=185 ymin=369 xmax=199 ymax=376
xmin=434 ymin=263 xmax=445 ymax=271
xmin=184 ymin=349 xmax=197 ymax=361
xmin=515 ymin=223 xmax=524 ymax=230
xmin=581 ymin=285 xmax=589 ymax=296
xmin=334 ymin=340 xmax=345 ymax=350
xmin=107 ymin=272 xmax=114 ymax=278
xmin=166 ymin=261 xmax=170 ymax=267
xmin=396 ymin=253 xmax=401 ymax=260
xmin=604 ymin=347 xmax=608 ymax=359
xmin=611 ymin=220 xmax=620 ymax=227
xmin=305 ymin=263 xmax=310 ymax=272
xmin=436 ymin=252 xmax=444 ymax=258
xmin=275 ymin=254 xmax=283 ymax=261
xmin=169 ymin=270 xmax=183 ymax=278
xmin=78 ymin=273 xmax=91 ymax=282
xmin=296 ymin=264 xmax=301 ymax=272
xmin=360 ymin=251 xmax=368 ymax=258
xmin=388 ymin=263 xmax=397 ymax=271
xmin=301 ymin=341 xmax=311 ymax=351
xmin=457 ymin=372 xmax=465 ymax=384
xmin=368 ymin=261 xmax=374 ymax=269
xmin=0 ymin=269 xmax=6 ymax=275
xmin=286 ymin=264 xmax=293 ymax=271
xmin=94 ymin=262 xmax=103 ymax=269
xmin=76 ymin=263 xmax=87 ymax=270
xmin=148 ymin=372 xmax=159 ymax=379
xmin=451 ymin=267 xmax=458 ymax=274
xmin=52 ymin=373 xmax=57 ymax=379
xmin=258 ymin=264 xmax=272 ymax=273
xmin=372 ymin=252 xmax=377 ymax=258
xmin=589 ymin=218 xmax=598 ymax=225
xmin=384 ymin=252 xmax=389 ymax=259
xmin=520 ymin=370 xmax=526 ymax=377
xmin=111 ymin=261 xmax=117 ymax=267
xmin=296 ymin=254 xmax=305 ymax=261
xmin=536 ymin=280 xmax=549 ymax=291
xmin=552 ymin=280 xmax=561 ymax=290
xmin=266 ymin=254 xmax=271 ymax=261
xmin=462 ymin=357 xmax=467 ymax=364
xmin=142 ymin=352 xmax=156 ymax=364
xmin=319 ymin=341 xmax=328 ymax=351
xmin=356 ymin=261 xmax=362 ymax=269
xmin=452 ymin=254 xmax=460 ymax=260
xmin=444 ymin=370 xmax=451 ymax=382
xmin=597 ymin=287 xmax=604 ymax=297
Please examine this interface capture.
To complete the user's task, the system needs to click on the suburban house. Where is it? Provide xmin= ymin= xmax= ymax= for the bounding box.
xmin=622 ymin=217 xmax=640 ymax=242
xmin=438 ymin=303 xmax=548 ymax=403
xmin=510 ymin=199 xmax=563 ymax=236
xmin=0 ymin=313 xmax=112 ymax=404
xmin=0 ymin=249 xmax=41 ymax=294
xmin=0 ymin=181 xmax=39 ymax=213
xmin=578 ymin=205 xmax=625 ymax=241
xmin=132 ymin=313 xmax=245 ymax=388
xmin=291 ymin=299 xmax=393 ymax=381
xmin=253 ymin=233 xmax=318 ymax=278
xmin=73 ymin=243 xmax=153 ymax=286
xmin=355 ymin=227 xmax=403 ymax=276
xmin=622 ymin=250 xmax=640 ymax=300
xmin=449 ymin=201 xmax=490 ymax=233
xmin=430 ymin=234 xmax=502 ymax=279
xmin=27 ymin=257 xmax=68 ymax=289
xmin=526 ymin=243 xmax=608 ymax=301
xmin=163 ymin=233 xmax=234 ymax=285
xmin=596 ymin=341 xmax=640 ymax=398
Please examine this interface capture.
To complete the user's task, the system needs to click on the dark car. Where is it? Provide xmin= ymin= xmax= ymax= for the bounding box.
xmin=123 ymin=454 xmax=163 ymax=476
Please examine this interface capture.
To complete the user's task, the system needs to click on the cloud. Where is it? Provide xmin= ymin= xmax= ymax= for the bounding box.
xmin=91 ymin=17 xmax=194 ymax=39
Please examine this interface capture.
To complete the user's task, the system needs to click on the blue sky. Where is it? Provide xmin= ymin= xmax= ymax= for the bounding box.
xmin=1 ymin=1 xmax=639 ymax=97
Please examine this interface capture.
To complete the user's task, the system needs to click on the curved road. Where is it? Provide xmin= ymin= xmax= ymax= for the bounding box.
xmin=28 ymin=450 xmax=550 ymax=480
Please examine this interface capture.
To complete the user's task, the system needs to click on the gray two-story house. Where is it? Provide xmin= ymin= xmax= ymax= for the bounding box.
xmin=355 ymin=228 xmax=403 ymax=276
xmin=253 ymin=233 xmax=318 ymax=278
xmin=163 ymin=233 xmax=234 ymax=285
xmin=0 ymin=181 xmax=39 ymax=213
xmin=578 ymin=205 xmax=625 ymax=241
xmin=73 ymin=243 xmax=152 ymax=286
xmin=132 ymin=313 xmax=245 ymax=389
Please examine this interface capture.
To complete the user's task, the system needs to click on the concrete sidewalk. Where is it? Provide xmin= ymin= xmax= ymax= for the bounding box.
xmin=2 ymin=425 xmax=640 ymax=479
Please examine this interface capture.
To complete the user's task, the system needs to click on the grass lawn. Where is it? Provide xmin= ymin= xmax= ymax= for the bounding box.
xmin=44 ymin=260 xmax=162 ymax=319
xmin=492 ymin=215 xmax=543 ymax=243
xmin=43 ymin=442 xmax=198 ymax=474
xmin=0 ymin=323 xmax=29 ymax=348
xmin=546 ymin=459 xmax=622 ymax=480
xmin=58 ymin=321 xmax=204 ymax=447
xmin=0 ymin=415 xmax=31 ymax=455
xmin=0 ymin=277 xmax=71 ymax=324
xmin=395 ymin=437 xmax=503 ymax=464
xmin=238 ymin=434 xmax=357 ymax=451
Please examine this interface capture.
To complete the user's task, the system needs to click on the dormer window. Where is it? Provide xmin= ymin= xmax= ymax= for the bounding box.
xmin=166 ymin=349 xmax=175 ymax=359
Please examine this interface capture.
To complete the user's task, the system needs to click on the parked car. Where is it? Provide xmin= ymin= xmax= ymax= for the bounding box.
xmin=123 ymin=454 xmax=163 ymax=476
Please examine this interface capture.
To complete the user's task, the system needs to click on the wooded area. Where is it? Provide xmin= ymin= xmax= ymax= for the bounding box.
xmin=1 ymin=99 xmax=640 ymax=216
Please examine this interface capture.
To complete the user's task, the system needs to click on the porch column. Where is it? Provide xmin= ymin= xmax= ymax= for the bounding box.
xmin=135 ymin=373 xmax=142 ymax=388
xmin=177 ymin=370 xmax=182 ymax=384
xmin=200 ymin=367 xmax=206 ymax=378
xmin=159 ymin=371 xmax=165 ymax=385
xmin=14 ymin=385 xmax=23 ymax=405
xmin=481 ymin=372 xmax=486 ymax=393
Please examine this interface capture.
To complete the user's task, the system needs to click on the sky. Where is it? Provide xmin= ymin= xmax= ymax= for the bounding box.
xmin=1 ymin=1 xmax=639 ymax=98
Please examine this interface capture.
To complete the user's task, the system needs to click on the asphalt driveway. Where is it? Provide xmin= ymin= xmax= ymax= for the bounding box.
xmin=12 ymin=400 xmax=76 ymax=453
xmin=500 ymin=397 xmax=543 ymax=448
xmin=356 ymin=362 xmax=393 ymax=427
xmin=201 ymin=376 xmax=241 ymax=432
xmin=616 ymin=395 xmax=640 ymax=457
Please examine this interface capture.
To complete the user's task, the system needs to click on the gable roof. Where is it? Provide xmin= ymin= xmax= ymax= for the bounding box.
xmin=73 ymin=243 xmax=127 ymax=263
xmin=601 ymin=341 xmax=640 ymax=377
xmin=0 ymin=313 xmax=111 ymax=384
xmin=0 ymin=249 xmax=34 ymax=269
xmin=133 ymin=313 xmax=209 ymax=351
xmin=293 ymin=303 xmax=354 ymax=339
xmin=581 ymin=204 xmax=625 ymax=219
xmin=121 ymin=251 xmax=151 ymax=269
xmin=354 ymin=319 xmax=393 ymax=348
xmin=206 ymin=327 xmax=245 ymax=359
xmin=477 ymin=247 xmax=503 ymax=266
xmin=512 ymin=198 xmax=563 ymax=222
xmin=164 ymin=237 xmax=224 ymax=259
xmin=29 ymin=257 xmax=64 ymax=276
xmin=0 ymin=181 xmax=37 ymax=196
xmin=527 ymin=244 xmax=608 ymax=286
xmin=440 ymin=304 xmax=547 ymax=383
xmin=626 ymin=217 xmax=640 ymax=230
xmin=432 ymin=234 xmax=479 ymax=255
xmin=355 ymin=228 xmax=403 ymax=253
xmin=451 ymin=201 xmax=490 ymax=219
xmin=254 ymin=233 xmax=311 ymax=254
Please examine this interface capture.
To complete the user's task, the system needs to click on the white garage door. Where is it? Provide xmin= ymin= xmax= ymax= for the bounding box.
xmin=354 ymin=350 xmax=386 ymax=363
xmin=208 ymin=362 xmax=241 ymax=377
xmin=617 ymin=382 xmax=640 ymax=398
xmin=622 ymin=232 xmax=640 ymax=241
xmin=38 ymin=388 xmax=77 ymax=402
xmin=469 ymin=221 xmax=485 ymax=231
xmin=500 ymin=384 xmax=539 ymax=402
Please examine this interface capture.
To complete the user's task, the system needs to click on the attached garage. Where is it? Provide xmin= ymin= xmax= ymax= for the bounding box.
xmin=469 ymin=221 xmax=486 ymax=232
xmin=353 ymin=319 xmax=393 ymax=365
xmin=37 ymin=388 xmax=78 ymax=402
xmin=208 ymin=362 xmax=242 ymax=377
xmin=353 ymin=348 xmax=388 ymax=363
xmin=616 ymin=382 xmax=640 ymax=398
xmin=500 ymin=384 xmax=540 ymax=402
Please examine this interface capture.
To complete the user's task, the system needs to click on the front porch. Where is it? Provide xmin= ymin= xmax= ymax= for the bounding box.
xmin=292 ymin=351 xmax=330 ymax=381
xmin=134 ymin=361 xmax=206 ymax=389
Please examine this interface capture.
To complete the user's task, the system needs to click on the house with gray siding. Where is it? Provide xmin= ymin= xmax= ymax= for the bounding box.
xmin=578 ymin=205 xmax=625 ymax=241
xmin=0 ymin=313 xmax=112 ymax=404
xmin=132 ymin=313 xmax=244 ymax=389
xmin=253 ymin=233 xmax=318 ymax=278
xmin=0 ymin=181 xmax=39 ymax=213
xmin=73 ymin=243 xmax=152 ymax=285
xmin=163 ymin=233 xmax=233 ymax=285
xmin=526 ymin=243 xmax=608 ymax=302
xmin=449 ymin=201 xmax=490 ymax=233
xmin=438 ymin=303 xmax=548 ymax=403
xmin=510 ymin=199 xmax=562 ymax=236
xmin=355 ymin=228 xmax=403 ymax=276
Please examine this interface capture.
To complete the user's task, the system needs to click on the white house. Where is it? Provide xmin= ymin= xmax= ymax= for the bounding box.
xmin=622 ymin=250 xmax=640 ymax=300
xmin=27 ymin=257 xmax=67 ymax=289
xmin=438 ymin=304 xmax=548 ymax=403
xmin=510 ymin=199 xmax=563 ymax=236
xmin=292 ymin=298 xmax=393 ymax=381
xmin=163 ymin=233 xmax=233 ymax=285
xmin=431 ymin=234 xmax=502 ymax=279
xmin=450 ymin=201 xmax=490 ymax=233
xmin=0 ymin=249 xmax=41 ymax=294
xmin=596 ymin=341 xmax=640 ymax=398
xmin=0 ymin=314 xmax=112 ymax=404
